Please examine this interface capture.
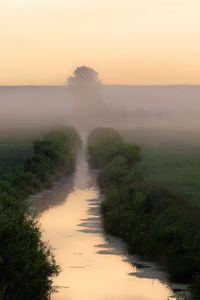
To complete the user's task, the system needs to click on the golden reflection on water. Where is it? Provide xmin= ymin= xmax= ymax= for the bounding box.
xmin=38 ymin=150 xmax=179 ymax=300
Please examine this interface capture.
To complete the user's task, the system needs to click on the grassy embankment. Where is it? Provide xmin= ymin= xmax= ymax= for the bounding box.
xmin=0 ymin=127 xmax=81 ymax=300
xmin=88 ymin=127 xmax=200 ymax=299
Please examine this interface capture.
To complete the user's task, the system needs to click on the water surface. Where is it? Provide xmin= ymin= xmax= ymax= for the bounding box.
xmin=32 ymin=149 xmax=189 ymax=300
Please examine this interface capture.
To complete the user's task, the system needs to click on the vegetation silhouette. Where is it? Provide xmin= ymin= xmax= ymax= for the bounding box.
xmin=0 ymin=127 xmax=81 ymax=300
xmin=88 ymin=127 xmax=200 ymax=299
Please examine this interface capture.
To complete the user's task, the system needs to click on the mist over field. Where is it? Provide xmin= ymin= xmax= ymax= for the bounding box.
xmin=2 ymin=0 xmax=200 ymax=298
xmin=1 ymin=85 xmax=200 ymax=131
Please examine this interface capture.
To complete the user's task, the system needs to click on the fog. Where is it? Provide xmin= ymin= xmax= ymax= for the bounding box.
xmin=1 ymin=80 xmax=200 ymax=133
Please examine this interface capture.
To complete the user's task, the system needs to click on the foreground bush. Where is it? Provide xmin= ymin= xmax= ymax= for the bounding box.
xmin=0 ymin=127 xmax=81 ymax=300
xmin=88 ymin=127 xmax=200 ymax=298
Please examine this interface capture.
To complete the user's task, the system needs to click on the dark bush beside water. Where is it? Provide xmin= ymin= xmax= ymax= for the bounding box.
xmin=88 ymin=127 xmax=200 ymax=299
xmin=0 ymin=127 xmax=81 ymax=300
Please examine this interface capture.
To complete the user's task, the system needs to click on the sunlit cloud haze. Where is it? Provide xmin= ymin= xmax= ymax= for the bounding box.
xmin=1 ymin=0 xmax=200 ymax=85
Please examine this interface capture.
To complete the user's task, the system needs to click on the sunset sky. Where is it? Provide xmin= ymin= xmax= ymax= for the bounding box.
xmin=0 ymin=0 xmax=200 ymax=85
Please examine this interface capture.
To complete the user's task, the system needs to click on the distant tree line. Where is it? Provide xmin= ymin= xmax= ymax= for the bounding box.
xmin=0 ymin=127 xmax=81 ymax=300
xmin=88 ymin=127 xmax=200 ymax=299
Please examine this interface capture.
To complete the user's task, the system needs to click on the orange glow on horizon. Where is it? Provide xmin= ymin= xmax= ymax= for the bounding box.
xmin=0 ymin=0 xmax=200 ymax=85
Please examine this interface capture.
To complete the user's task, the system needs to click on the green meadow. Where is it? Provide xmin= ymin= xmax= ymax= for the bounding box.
xmin=122 ymin=127 xmax=200 ymax=204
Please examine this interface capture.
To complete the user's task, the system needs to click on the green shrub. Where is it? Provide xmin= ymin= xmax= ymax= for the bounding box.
xmin=0 ymin=127 xmax=81 ymax=299
xmin=98 ymin=156 xmax=129 ymax=190
xmin=88 ymin=127 xmax=200 ymax=297
xmin=88 ymin=128 xmax=123 ymax=168
xmin=0 ymin=207 xmax=59 ymax=299
xmin=24 ymin=154 xmax=54 ymax=185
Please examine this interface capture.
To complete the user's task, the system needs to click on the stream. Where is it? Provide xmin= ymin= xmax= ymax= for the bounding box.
xmin=31 ymin=148 xmax=190 ymax=300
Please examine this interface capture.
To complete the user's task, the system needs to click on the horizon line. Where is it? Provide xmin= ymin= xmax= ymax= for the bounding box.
xmin=1 ymin=84 xmax=200 ymax=88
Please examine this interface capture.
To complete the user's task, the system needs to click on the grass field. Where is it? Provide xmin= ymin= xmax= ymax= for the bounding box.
xmin=122 ymin=127 xmax=200 ymax=204
xmin=0 ymin=144 xmax=33 ymax=178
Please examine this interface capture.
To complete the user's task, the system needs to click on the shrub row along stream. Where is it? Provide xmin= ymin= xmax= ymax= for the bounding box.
xmin=88 ymin=127 xmax=200 ymax=299
xmin=0 ymin=127 xmax=81 ymax=300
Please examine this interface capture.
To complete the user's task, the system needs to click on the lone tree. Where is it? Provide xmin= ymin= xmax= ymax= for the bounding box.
xmin=67 ymin=66 xmax=107 ymax=132
xmin=67 ymin=66 xmax=101 ymax=88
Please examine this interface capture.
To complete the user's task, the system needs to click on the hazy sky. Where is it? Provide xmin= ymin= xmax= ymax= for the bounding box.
xmin=0 ymin=0 xmax=200 ymax=85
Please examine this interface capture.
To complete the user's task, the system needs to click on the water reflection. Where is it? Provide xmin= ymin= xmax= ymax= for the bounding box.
xmin=30 ymin=175 xmax=74 ymax=216
xmin=36 ymin=149 xmax=190 ymax=300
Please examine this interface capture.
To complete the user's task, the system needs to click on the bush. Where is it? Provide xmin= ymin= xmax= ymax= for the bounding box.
xmin=0 ymin=127 xmax=81 ymax=299
xmin=98 ymin=156 xmax=129 ymax=190
xmin=24 ymin=154 xmax=54 ymax=186
xmin=88 ymin=127 xmax=140 ymax=168
xmin=88 ymin=127 xmax=200 ymax=297
xmin=88 ymin=128 xmax=123 ymax=168
xmin=0 ymin=208 xmax=60 ymax=299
